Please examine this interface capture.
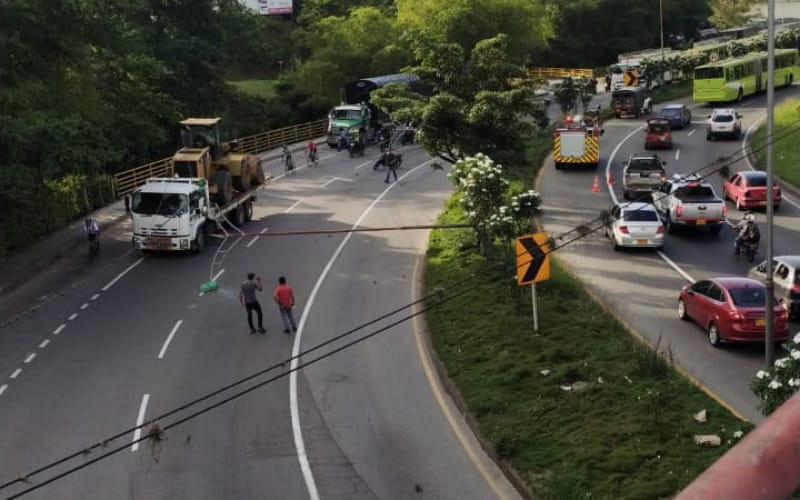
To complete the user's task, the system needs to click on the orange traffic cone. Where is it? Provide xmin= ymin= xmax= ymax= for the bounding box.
xmin=608 ymin=171 xmax=615 ymax=185
xmin=592 ymin=175 xmax=600 ymax=192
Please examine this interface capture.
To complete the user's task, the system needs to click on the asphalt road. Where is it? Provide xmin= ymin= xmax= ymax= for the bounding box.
xmin=0 ymin=145 xmax=519 ymax=498
xmin=538 ymin=85 xmax=800 ymax=423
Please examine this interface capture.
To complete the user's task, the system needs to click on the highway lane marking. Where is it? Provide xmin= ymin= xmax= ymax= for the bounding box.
xmin=53 ymin=324 xmax=66 ymax=335
xmin=246 ymin=227 xmax=270 ymax=248
xmin=80 ymin=303 xmax=89 ymax=310
xmin=131 ymin=393 xmax=151 ymax=452
xmin=743 ymin=116 xmax=800 ymax=210
xmin=354 ymin=159 xmax=373 ymax=170
xmin=68 ymin=313 xmax=78 ymax=321
xmin=102 ymin=256 xmax=146 ymax=291
xmin=286 ymin=199 xmax=304 ymax=213
xmin=290 ymin=158 xmax=432 ymax=500
xmin=656 ymin=250 xmax=695 ymax=282
xmin=10 ymin=369 xmax=21 ymax=379
xmin=320 ymin=176 xmax=354 ymax=188
xmin=212 ymin=269 xmax=225 ymax=282
xmin=23 ymin=353 xmax=36 ymax=364
xmin=91 ymin=294 xmax=100 ymax=301
xmin=158 ymin=320 xmax=183 ymax=359
xmin=675 ymin=148 xmax=680 ymax=161
xmin=0 ymin=385 xmax=6 ymax=396
xmin=687 ymin=128 xmax=696 ymax=137
xmin=39 ymin=339 xmax=50 ymax=349
xmin=410 ymin=255 xmax=517 ymax=499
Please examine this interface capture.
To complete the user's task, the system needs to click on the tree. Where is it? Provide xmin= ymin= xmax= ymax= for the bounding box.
xmin=709 ymin=0 xmax=761 ymax=30
xmin=552 ymin=77 xmax=580 ymax=116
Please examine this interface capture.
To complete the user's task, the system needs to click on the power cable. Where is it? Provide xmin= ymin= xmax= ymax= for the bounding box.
xmin=4 ymin=114 xmax=799 ymax=497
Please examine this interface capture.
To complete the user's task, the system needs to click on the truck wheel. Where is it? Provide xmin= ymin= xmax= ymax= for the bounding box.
xmin=233 ymin=159 xmax=252 ymax=192
xmin=214 ymin=170 xmax=233 ymax=206
xmin=554 ymin=162 xmax=562 ymax=170
xmin=232 ymin=204 xmax=246 ymax=227
xmin=244 ymin=200 xmax=253 ymax=222
xmin=194 ymin=225 xmax=206 ymax=253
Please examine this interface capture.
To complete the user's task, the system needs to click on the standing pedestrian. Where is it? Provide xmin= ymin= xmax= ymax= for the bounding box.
xmin=384 ymin=154 xmax=398 ymax=183
xmin=240 ymin=273 xmax=266 ymax=334
xmin=273 ymin=276 xmax=297 ymax=334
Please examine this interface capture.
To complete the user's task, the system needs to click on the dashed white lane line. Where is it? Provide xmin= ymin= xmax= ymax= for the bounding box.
xmin=354 ymin=159 xmax=373 ymax=170
xmin=743 ymin=116 xmax=800 ymax=210
xmin=131 ymin=394 xmax=151 ymax=452
xmin=687 ymin=128 xmax=696 ymax=137
xmin=656 ymin=250 xmax=695 ymax=283
xmin=158 ymin=320 xmax=183 ymax=360
xmin=285 ymin=199 xmax=304 ymax=213
xmin=53 ymin=324 xmax=66 ymax=335
xmin=246 ymin=227 xmax=270 ymax=248
xmin=10 ymin=369 xmax=21 ymax=379
xmin=0 ymin=385 xmax=6 ymax=396
xmin=675 ymin=148 xmax=681 ymax=161
xmin=23 ymin=353 xmax=36 ymax=364
xmin=68 ymin=313 xmax=78 ymax=321
xmin=91 ymin=294 xmax=100 ymax=301
xmin=320 ymin=176 xmax=354 ymax=188
xmin=39 ymin=339 xmax=50 ymax=349
xmin=80 ymin=303 xmax=89 ymax=310
xmin=212 ymin=269 xmax=225 ymax=282
xmin=290 ymin=158 xmax=432 ymax=500
xmin=102 ymin=256 xmax=145 ymax=291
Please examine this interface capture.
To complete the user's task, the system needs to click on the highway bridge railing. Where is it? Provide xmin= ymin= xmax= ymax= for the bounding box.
xmin=113 ymin=118 xmax=328 ymax=198
xmin=528 ymin=67 xmax=595 ymax=79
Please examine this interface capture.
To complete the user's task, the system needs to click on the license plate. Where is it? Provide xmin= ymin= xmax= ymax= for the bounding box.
xmin=637 ymin=239 xmax=648 ymax=245
xmin=755 ymin=318 xmax=765 ymax=326
xmin=696 ymin=219 xmax=706 ymax=226
xmin=147 ymin=237 xmax=170 ymax=244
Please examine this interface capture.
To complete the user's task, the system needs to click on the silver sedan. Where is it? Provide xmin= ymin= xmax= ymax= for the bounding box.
xmin=605 ymin=202 xmax=665 ymax=250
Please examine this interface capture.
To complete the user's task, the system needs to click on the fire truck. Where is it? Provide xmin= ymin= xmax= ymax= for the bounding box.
xmin=553 ymin=112 xmax=604 ymax=169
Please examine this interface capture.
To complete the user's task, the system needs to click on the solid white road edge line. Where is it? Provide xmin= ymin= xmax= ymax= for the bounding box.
xmin=286 ymin=199 xmax=304 ymax=213
xmin=606 ymin=124 xmax=694 ymax=284
xmin=102 ymin=257 xmax=146 ymax=291
xmin=743 ymin=116 xmax=800 ymax=210
xmin=131 ymin=394 xmax=151 ymax=452
xmin=53 ymin=324 xmax=66 ymax=335
xmin=10 ymin=369 xmax=21 ymax=379
xmin=290 ymin=159 xmax=431 ymax=500
xmin=23 ymin=353 xmax=36 ymax=364
xmin=687 ymin=128 xmax=696 ymax=137
xmin=68 ymin=313 xmax=78 ymax=321
xmin=39 ymin=339 xmax=50 ymax=349
xmin=212 ymin=268 xmax=225 ymax=282
xmin=158 ymin=320 xmax=183 ymax=359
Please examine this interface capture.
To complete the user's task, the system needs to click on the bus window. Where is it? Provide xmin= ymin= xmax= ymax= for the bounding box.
xmin=695 ymin=67 xmax=724 ymax=79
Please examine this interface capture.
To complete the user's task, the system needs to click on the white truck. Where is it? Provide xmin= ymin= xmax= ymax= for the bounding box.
xmin=652 ymin=175 xmax=727 ymax=234
xmin=130 ymin=177 xmax=259 ymax=252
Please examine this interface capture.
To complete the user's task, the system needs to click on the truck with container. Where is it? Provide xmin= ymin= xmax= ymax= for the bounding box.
xmin=326 ymin=73 xmax=421 ymax=148
xmin=130 ymin=117 xmax=267 ymax=252
xmin=652 ymin=174 xmax=727 ymax=234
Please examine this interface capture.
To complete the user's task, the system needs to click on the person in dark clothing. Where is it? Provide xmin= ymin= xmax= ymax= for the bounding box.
xmin=384 ymin=153 xmax=399 ymax=183
xmin=239 ymin=272 xmax=266 ymax=334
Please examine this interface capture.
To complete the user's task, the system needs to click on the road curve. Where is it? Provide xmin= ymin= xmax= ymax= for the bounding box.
xmin=0 ymin=145 xmax=518 ymax=498
xmin=538 ymin=85 xmax=800 ymax=423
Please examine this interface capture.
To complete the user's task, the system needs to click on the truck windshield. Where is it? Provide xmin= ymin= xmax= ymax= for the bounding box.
xmin=334 ymin=109 xmax=361 ymax=120
xmin=132 ymin=193 xmax=189 ymax=216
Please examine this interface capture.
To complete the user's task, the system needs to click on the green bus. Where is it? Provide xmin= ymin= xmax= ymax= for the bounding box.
xmin=693 ymin=49 xmax=800 ymax=103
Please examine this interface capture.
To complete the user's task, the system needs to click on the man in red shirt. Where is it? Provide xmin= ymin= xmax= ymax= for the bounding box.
xmin=306 ymin=140 xmax=318 ymax=166
xmin=274 ymin=276 xmax=297 ymax=334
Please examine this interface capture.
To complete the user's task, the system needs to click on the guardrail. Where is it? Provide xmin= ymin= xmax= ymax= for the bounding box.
xmin=529 ymin=67 xmax=595 ymax=79
xmin=113 ymin=118 xmax=328 ymax=198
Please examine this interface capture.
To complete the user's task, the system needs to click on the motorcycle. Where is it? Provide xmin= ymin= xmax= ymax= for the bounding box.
xmin=735 ymin=236 xmax=759 ymax=263
xmin=400 ymin=128 xmax=415 ymax=145
xmin=348 ymin=140 xmax=365 ymax=158
xmin=373 ymin=150 xmax=403 ymax=170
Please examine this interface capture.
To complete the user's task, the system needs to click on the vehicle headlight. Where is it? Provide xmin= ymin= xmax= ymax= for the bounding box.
xmin=348 ymin=127 xmax=359 ymax=134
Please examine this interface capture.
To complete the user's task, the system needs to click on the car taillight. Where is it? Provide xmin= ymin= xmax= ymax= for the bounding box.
xmin=619 ymin=226 xmax=629 ymax=234
xmin=722 ymin=204 xmax=728 ymax=216
xmin=676 ymin=205 xmax=683 ymax=218
xmin=656 ymin=225 xmax=665 ymax=234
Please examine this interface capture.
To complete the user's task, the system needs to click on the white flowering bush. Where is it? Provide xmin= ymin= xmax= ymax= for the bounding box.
xmin=751 ymin=332 xmax=800 ymax=415
xmin=488 ymin=190 xmax=541 ymax=241
xmin=448 ymin=153 xmax=509 ymax=254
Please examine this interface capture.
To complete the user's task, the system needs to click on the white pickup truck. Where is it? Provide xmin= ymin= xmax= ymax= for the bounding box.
xmin=652 ymin=175 xmax=727 ymax=234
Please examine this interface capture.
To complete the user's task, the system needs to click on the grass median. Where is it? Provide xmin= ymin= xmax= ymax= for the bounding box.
xmin=423 ymin=128 xmax=752 ymax=499
xmin=752 ymin=96 xmax=800 ymax=189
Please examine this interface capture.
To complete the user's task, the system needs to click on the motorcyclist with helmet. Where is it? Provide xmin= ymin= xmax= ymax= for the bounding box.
xmin=727 ymin=212 xmax=760 ymax=255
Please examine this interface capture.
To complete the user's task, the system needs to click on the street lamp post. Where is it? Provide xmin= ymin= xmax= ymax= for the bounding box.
xmin=660 ymin=0 xmax=665 ymax=61
xmin=765 ymin=0 xmax=776 ymax=368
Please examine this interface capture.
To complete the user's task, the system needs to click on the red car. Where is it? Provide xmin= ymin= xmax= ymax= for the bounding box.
xmin=644 ymin=118 xmax=672 ymax=149
xmin=723 ymin=171 xmax=782 ymax=211
xmin=678 ymin=277 xmax=789 ymax=347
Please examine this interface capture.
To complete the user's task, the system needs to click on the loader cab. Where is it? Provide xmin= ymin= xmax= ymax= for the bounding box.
xmin=174 ymin=117 xmax=223 ymax=179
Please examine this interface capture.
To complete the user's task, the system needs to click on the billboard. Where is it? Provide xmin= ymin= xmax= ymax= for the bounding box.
xmin=258 ymin=0 xmax=293 ymax=15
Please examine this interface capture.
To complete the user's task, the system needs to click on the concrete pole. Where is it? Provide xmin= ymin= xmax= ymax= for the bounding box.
xmin=660 ymin=0 xmax=665 ymax=61
xmin=765 ymin=0 xmax=776 ymax=367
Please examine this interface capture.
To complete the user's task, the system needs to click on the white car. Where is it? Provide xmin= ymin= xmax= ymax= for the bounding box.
xmin=606 ymin=202 xmax=665 ymax=250
xmin=706 ymin=108 xmax=742 ymax=140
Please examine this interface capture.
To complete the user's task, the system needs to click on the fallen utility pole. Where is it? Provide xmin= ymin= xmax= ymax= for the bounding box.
xmin=210 ymin=223 xmax=473 ymax=238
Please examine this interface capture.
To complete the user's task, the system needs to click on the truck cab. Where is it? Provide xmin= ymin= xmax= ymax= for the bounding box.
xmin=327 ymin=105 xmax=371 ymax=147
xmin=131 ymin=178 xmax=210 ymax=252
xmin=612 ymin=86 xmax=652 ymax=118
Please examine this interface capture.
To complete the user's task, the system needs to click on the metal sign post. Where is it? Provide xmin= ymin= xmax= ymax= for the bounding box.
xmin=531 ymin=283 xmax=539 ymax=333
xmin=765 ymin=0 xmax=776 ymax=368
